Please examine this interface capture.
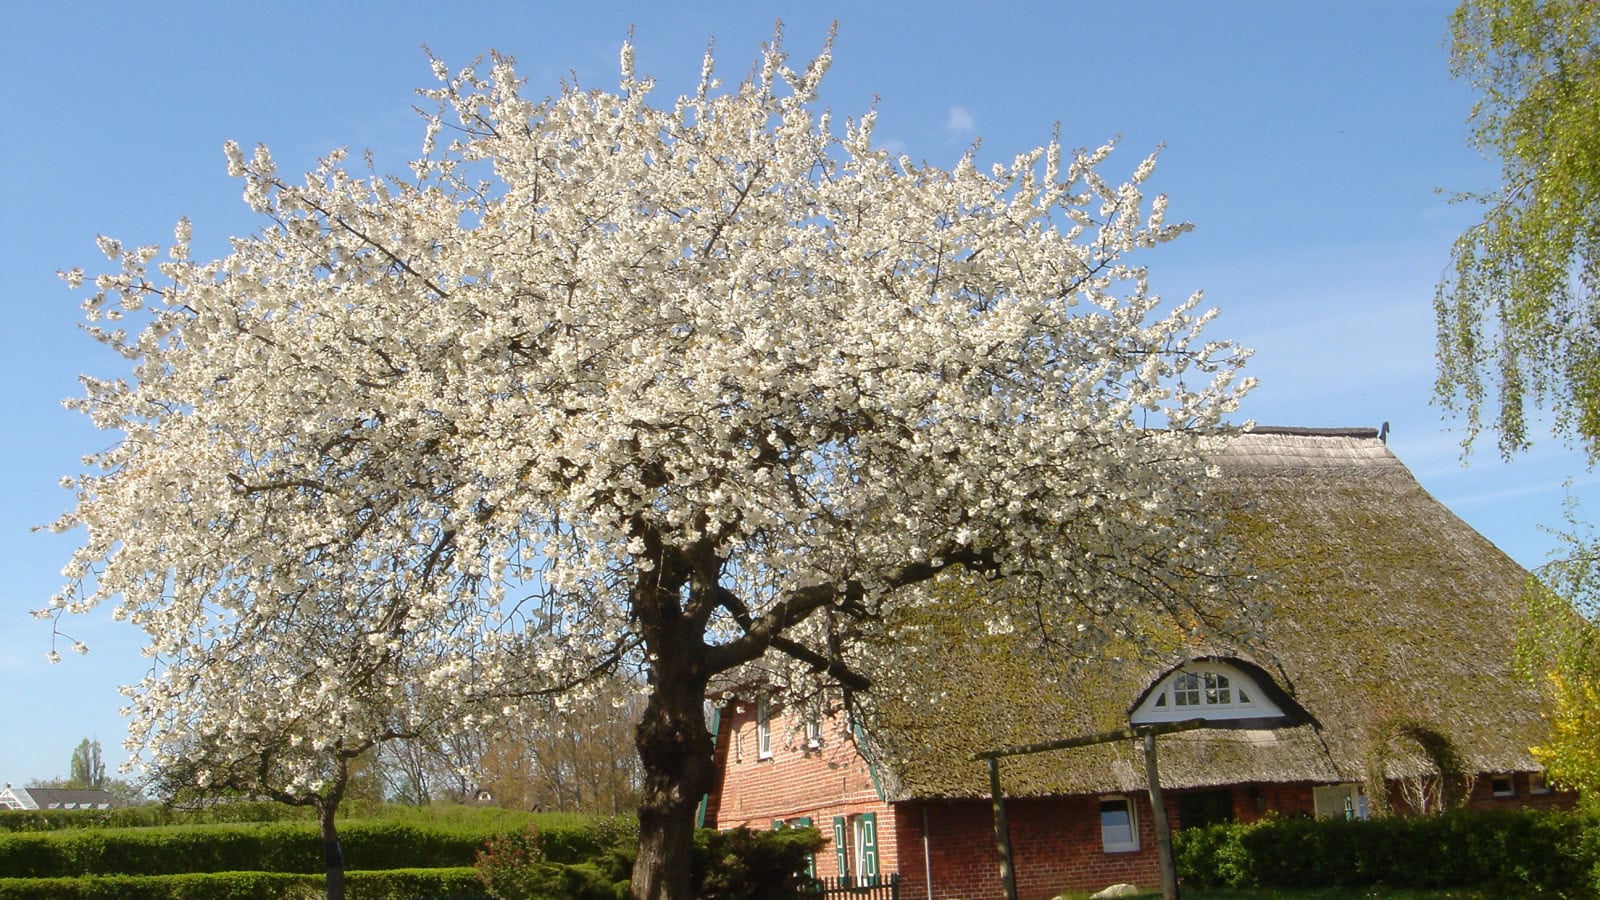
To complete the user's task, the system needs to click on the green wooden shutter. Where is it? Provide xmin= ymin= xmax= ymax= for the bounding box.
xmin=856 ymin=812 xmax=879 ymax=883
xmin=831 ymin=815 xmax=849 ymax=882
xmin=793 ymin=817 xmax=816 ymax=878
xmin=696 ymin=707 xmax=724 ymax=828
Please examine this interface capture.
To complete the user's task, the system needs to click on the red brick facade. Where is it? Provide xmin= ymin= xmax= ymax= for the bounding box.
xmin=707 ymin=704 xmax=1578 ymax=899
xmin=705 ymin=701 xmax=901 ymax=882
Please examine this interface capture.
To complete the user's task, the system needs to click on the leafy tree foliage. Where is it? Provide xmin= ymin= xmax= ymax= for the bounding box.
xmin=46 ymin=31 xmax=1253 ymax=899
xmin=68 ymin=739 xmax=105 ymax=791
xmin=1517 ymin=514 xmax=1600 ymax=799
xmin=1437 ymin=0 xmax=1600 ymax=804
xmin=1435 ymin=0 xmax=1600 ymax=461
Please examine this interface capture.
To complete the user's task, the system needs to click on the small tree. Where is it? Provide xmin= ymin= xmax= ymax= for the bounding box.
xmin=68 ymin=738 xmax=106 ymax=790
xmin=1517 ymin=515 xmax=1600 ymax=799
xmin=48 ymin=31 xmax=1254 ymax=899
xmin=125 ymin=568 xmax=501 ymax=899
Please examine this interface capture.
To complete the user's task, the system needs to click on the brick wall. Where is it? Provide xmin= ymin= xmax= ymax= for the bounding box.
xmin=893 ymin=794 xmax=1163 ymax=900
xmin=899 ymin=783 xmax=1334 ymax=899
xmin=1461 ymin=771 xmax=1579 ymax=812
xmin=708 ymin=706 xmax=1578 ymax=898
xmin=705 ymin=701 xmax=900 ymax=881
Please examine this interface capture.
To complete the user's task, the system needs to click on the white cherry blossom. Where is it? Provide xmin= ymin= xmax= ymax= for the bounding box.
xmin=48 ymin=31 xmax=1253 ymax=900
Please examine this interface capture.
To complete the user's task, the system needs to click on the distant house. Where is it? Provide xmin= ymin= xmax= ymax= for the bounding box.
xmin=0 ymin=785 xmax=116 ymax=810
xmin=704 ymin=427 xmax=1576 ymax=899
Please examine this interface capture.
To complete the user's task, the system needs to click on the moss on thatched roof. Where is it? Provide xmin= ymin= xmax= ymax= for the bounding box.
xmin=864 ymin=427 xmax=1545 ymax=800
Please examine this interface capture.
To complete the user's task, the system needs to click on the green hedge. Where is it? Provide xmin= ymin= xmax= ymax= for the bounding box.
xmin=0 ymin=801 xmax=552 ymax=833
xmin=0 ymin=868 xmax=484 ymax=899
xmin=0 ymin=819 xmax=589 ymax=877
xmin=473 ymin=822 xmax=824 ymax=900
xmin=1175 ymin=808 xmax=1600 ymax=896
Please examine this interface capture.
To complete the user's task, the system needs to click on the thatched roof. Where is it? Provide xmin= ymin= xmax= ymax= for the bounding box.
xmin=864 ymin=427 xmax=1546 ymax=800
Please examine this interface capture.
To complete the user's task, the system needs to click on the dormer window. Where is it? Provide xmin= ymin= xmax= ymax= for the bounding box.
xmin=1130 ymin=660 xmax=1287 ymax=726
xmin=1163 ymin=671 xmax=1248 ymax=709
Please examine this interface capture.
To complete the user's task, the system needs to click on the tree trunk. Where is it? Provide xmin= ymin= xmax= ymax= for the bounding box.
xmin=629 ymin=657 xmax=713 ymax=900
xmin=317 ymin=799 xmax=346 ymax=900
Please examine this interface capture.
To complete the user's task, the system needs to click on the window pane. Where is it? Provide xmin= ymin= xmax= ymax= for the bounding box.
xmin=1174 ymin=673 xmax=1200 ymax=706
xmin=1100 ymin=798 xmax=1137 ymax=851
xmin=1100 ymin=802 xmax=1130 ymax=832
xmin=1203 ymin=673 xmax=1232 ymax=705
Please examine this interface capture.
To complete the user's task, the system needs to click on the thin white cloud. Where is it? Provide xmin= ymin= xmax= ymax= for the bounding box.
xmin=945 ymin=105 xmax=975 ymax=135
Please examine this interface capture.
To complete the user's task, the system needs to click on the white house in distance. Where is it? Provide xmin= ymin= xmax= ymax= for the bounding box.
xmin=0 ymin=785 xmax=116 ymax=810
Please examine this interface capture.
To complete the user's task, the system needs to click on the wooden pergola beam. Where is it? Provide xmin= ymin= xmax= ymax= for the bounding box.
xmin=970 ymin=717 xmax=1212 ymax=761
xmin=971 ymin=718 xmax=1214 ymax=900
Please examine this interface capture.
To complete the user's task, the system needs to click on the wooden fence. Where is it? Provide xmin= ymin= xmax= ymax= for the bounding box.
xmin=805 ymin=873 xmax=900 ymax=899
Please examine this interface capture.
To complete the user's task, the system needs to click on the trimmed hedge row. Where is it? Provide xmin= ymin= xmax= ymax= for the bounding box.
xmin=0 ymin=867 xmax=485 ymax=899
xmin=1 ymin=801 xmax=328 ymax=833
xmin=0 ymin=819 xmax=601 ymax=878
xmin=1175 ymin=807 xmax=1600 ymax=896
xmin=474 ymin=821 xmax=825 ymax=900
xmin=0 ymin=801 xmax=551 ymax=833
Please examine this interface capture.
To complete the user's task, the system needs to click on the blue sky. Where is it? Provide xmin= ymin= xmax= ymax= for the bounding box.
xmin=2 ymin=2 xmax=1593 ymax=786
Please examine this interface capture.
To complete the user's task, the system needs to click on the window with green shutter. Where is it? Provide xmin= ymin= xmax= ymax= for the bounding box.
xmin=852 ymin=812 xmax=879 ymax=884
xmin=831 ymin=815 xmax=849 ymax=883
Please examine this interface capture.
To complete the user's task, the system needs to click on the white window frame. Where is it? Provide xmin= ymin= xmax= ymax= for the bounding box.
xmin=1099 ymin=796 xmax=1140 ymax=853
xmin=1130 ymin=661 xmax=1283 ymax=725
xmin=756 ymin=697 xmax=773 ymax=760
xmin=1313 ymin=783 xmax=1370 ymax=820
xmin=1529 ymin=770 xmax=1552 ymax=794
xmin=1490 ymin=774 xmax=1515 ymax=797
xmin=804 ymin=716 xmax=823 ymax=749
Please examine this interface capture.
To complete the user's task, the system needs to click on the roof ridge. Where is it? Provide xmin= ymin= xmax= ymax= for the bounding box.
xmin=1242 ymin=425 xmax=1380 ymax=438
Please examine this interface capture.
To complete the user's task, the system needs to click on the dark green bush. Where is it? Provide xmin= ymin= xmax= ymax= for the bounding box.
xmin=472 ymin=821 xmax=821 ymax=900
xmin=0 ymin=801 xmax=549 ymax=834
xmin=0 ymin=868 xmax=484 ymax=899
xmin=474 ymin=820 xmax=632 ymax=900
xmin=692 ymin=825 xmax=825 ymax=900
xmin=1174 ymin=807 xmax=1600 ymax=896
xmin=0 ymin=871 xmax=318 ymax=899
xmin=0 ymin=802 xmax=311 ymax=833
xmin=344 ymin=867 xmax=491 ymax=899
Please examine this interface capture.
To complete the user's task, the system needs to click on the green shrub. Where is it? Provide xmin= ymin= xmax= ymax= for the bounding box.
xmin=344 ymin=867 xmax=491 ymax=899
xmin=472 ymin=821 xmax=820 ymax=900
xmin=0 ymin=868 xmax=484 ymax=899
xmin=474 ymin=821 xmax=631 ymax=900
xmin=0 ymin=871 xmax=320 ymax=899
xmin=1173 ymin=807 xmax=1600 ymax=896
xmin=0 ymin=802 xmax=313 ymax=833
xmin=0 ymin=816 xmax=571 ymax=877
xmin=0 ymin=801 xmax=552 ymax=834
xmin=692 ymin=825 xmax=825 ymax=900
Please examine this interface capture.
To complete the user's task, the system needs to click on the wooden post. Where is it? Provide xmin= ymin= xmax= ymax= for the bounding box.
xmin=972 ymin=718 xmax=1208 ymax=900
xmin=988 ymin=756 xmax=1019 ymax=900
xmin=1141 ymin=730 xmax=1179 ymax=900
